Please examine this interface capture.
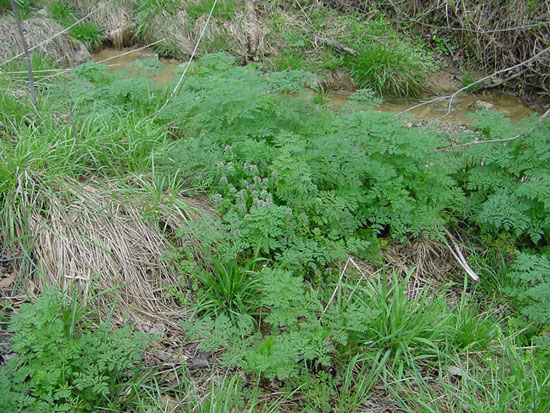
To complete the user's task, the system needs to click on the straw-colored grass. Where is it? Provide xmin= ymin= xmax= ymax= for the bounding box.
xmin=70 ymin=0 xmax=134 ymax=48
xmin=67 ymin=0 xmax=271 ymax=60
xmin=9 ymin=172 xmax=213 ymax=331
xmin=0 ymin=16 xmax=90 ymax=66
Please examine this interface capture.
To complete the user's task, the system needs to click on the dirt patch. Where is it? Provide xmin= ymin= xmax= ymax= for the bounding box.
xmin=322 ymin=68 xmax=356 ymax=91
xmin=427 ymin=69 xmax=462 ymax=94
xmin=0 ymin=16 xmax=90 ymax=66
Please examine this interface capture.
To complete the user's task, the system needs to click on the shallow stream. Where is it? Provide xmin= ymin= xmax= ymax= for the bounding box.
xmin=93 ymin=47 xmax=536 ymax=124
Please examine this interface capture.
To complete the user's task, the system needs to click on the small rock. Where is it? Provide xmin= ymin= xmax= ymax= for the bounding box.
xmin=72 ymin=41 xmax=92 ymax=65
xmin=475 ymin=100 xmax=495 ymax=110
xmin=148 ymin=322 xmax=166 ymax=336
xmin=137 ymin=53 xmax=159 ymax=61
xmin=448 ymin=365 xmax=466 ymax=377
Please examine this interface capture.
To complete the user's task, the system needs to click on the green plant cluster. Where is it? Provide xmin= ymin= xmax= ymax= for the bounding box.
xmin=0 ymin=289 xmax=151 ymax=412
xmin=186 ymin=0 xmax=237 ymax=20
xmin=158 ymin=54 xmax=458 ymax=268
xmin=264 ymin=9 xmax=436 ymax=97
xmin=0 ymin=0 xmax=37 ymax=17
xmin=461 ymin=111 xmax=550 ymax=244
xmin=46 ymin=0 xmax=105 ymax=50
xmin=337 ymin=16 xmax=437 ymax=96
xmin=2 ymin=51 xmax=550 ymax=410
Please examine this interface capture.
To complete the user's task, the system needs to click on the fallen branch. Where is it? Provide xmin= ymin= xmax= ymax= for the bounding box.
xmin=323 ymin=258 xmax=349 ymax=314
xmin=476 ymin=69 xmax=526 ymax=90
xmin=436 ymin=112 xmax=550 ymax=152
xmin=436 ymin=132 xmax=527 ymax=152
xmin=315 ymin=36 xmax=358 ymax=56
xmin=397 ymin=45 xmax=550 ymax=118
xmin=10 ymin=0 xmax=37 ymax=110
xmin=444 ymin=228 xmax=479 ymax=282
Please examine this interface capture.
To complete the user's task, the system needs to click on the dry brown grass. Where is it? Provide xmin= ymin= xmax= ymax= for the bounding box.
xmin=335 ymin=0 xmax=550 ymax=96
xmin=144 ymin=3 xmax=272 ymax=62
xmin=70 ymin=0 xmax=134 ymax=48
xmin=68 ymin=0 xmax=272 ymax=60
xmin=349 ymin=238 xmax=461 ymax=302
xmin=7 ymin=173 xmax=215 ymax=335
xmin=0 ymin=16 xmax=90 ymax=65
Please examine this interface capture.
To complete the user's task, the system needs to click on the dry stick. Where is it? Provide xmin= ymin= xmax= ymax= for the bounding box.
xmin=397 ymin=45 xmax=550 ymax=118
xmin=95 ymin=38 xmax=167 ymax=64
xmin=477 ymin=69 xmax=526 ymax=90
xmin=32 ymin=39 xmax=168 ymax=86
xmin=0 ymin=68 xmax=69 ymax=75
xmin=436 ymin=132 xmax=527 ymax=152
xmin=10 ymin=0 xmax=37 ymax=110
xmin=444 ymin=228 xmax=479 ymax=282
xmin=323 ymin=258 xmax=350 ymax=314
xmin=156 ymin=0 xmax=218 ymax=115
xmin=315 ymin=36 xmax=358 ymax=56
xmin=437 ymin=107 xmax=550 ymax=151
xmin=0 ymin=0 xmax=112 ymax=68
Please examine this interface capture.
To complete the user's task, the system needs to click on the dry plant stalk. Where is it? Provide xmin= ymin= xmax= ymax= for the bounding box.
xmin=9 ymin=0 xmax=37 ymax=109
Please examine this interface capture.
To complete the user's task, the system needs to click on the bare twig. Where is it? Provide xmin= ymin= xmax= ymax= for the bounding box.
xmin=10 ymin=0 xmax=37 ymax=110
xmin=95 ymin=39 xmax=167 ymax=64
xmin=1 ymin=0 xmax=113 ymax=68
xmin=156 ymin=0 xmax=218 ymax=115
xmin=323 ymin=258 xmax=349 ymax=314
xmin=315 ymin=36 xmax=358 ymax=56
xmin=397 ymin=45 xmax=550 ymax=118
xmin=436 ymin=110 xmax=550 ymax=151
xmin=444 ymin=228 xmax=479 ymax=282
xmin=476 ymin=69 xmax=526 ymax=90
xmin=436 ymin=133 xmax=527 ymax=152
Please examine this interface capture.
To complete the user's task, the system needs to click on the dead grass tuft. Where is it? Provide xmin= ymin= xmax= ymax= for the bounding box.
xmin=0 ymin=16 xmax=90 ymax=66
xmin=8 ymin=173 xmax=215 ymax=334
xmin=382 ymin=238 xmax=459 ymax=298
xmin=143 ymin=2 xmax=273 ymax=62
xmin=70 ymin=0 xmax=134 ymax=48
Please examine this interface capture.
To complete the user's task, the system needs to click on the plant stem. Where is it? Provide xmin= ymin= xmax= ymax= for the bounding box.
xmin=10 ymin=0 xmax=38 ymax=110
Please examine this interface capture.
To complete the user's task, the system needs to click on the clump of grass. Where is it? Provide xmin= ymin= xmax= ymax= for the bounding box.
xmin=69 ymin=21 xmax=105 ymax=51
xmin=348 ymin=41 xmax=435 ymax=97
xmin=186 ymin=0 xmax=237 ymax=20
xmin=0 ymin=0 xmax=36 ymax=18
xmin=194 ymin=257 xmax=261 ymax=323
xmin=462 ymin=72 xmax=479 ymax=92
xmin=133 ymin=0 xmax=180 ymax=41
xmin=354 ymin=270 xmax=455 ymax=366
xmin=47 ymin=0 xmax=73 ymax=24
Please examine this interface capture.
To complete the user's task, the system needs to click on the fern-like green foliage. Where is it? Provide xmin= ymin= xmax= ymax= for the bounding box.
xmin=0 ymin=289 xmax=150 ymax=412
xmin=58 ymin=61 xmax=166 ymax=119
xmin=462 ymin=111 xmax=550 ymax=244
xmin=507 ymin=252 xmax=550 ymax=325
xmin=185 ymin=267 xmax=379 ymax=381
xmin=158 ymin=53 xmax=461 ymax=269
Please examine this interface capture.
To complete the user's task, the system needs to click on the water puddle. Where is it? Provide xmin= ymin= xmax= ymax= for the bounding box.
xmin=92 ymin=47 xmax=179 ymax=85
xmin=325 ymin=91 xmax=535 ymax=124
xmin=91 ymin=47 xmax=535 ymax=123
xmin=376 ymin=94 xmax=534 ymax=124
